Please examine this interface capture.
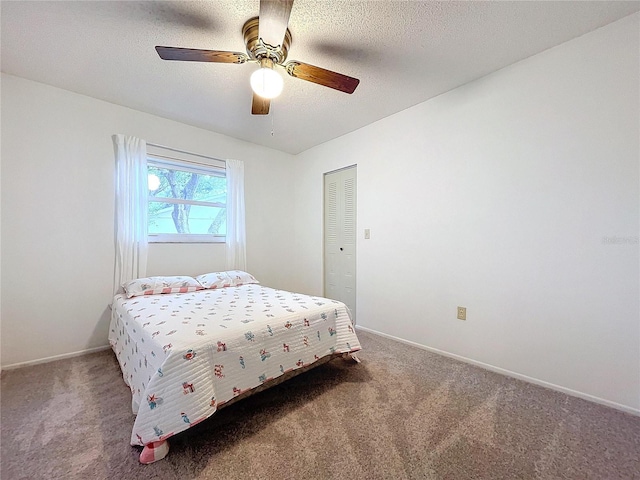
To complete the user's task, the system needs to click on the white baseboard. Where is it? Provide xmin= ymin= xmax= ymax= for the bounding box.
xmin=356 ymin=325 xmax=640 ymax=417
xmin=1 ymin=345 xmax=111 ymax=371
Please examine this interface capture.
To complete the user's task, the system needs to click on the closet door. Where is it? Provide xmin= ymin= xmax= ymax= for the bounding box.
xmin=324 ymin=166 xmax=356 ymax=321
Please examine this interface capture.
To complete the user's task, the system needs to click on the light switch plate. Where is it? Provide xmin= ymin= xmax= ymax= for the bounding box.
xmin=364 ymin=229 xmax=370 ymax=239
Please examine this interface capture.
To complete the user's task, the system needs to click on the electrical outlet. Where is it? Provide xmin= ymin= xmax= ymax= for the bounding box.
xmin=457 ymin=307 xmax=466 ymax=321
xmin=364 ymin=229 xmax=370 ymax=239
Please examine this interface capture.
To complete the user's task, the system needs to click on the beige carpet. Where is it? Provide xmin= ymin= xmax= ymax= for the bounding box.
xmin=1 ymin=330 xmax=639 ymax=479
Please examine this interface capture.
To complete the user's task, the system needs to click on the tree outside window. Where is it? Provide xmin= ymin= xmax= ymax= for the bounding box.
xmin=148 ymin=159 xmax=226 ymax=242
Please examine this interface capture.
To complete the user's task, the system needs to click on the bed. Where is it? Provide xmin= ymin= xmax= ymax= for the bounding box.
xmin=108 ymin=271 xmax=362 ymax=463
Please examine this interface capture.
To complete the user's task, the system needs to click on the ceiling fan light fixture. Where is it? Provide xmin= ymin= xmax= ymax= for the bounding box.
xmin=155 ymin=1 xmax=360 ymax=116
xmin=250 ymin=57 xmax=283 ymax=99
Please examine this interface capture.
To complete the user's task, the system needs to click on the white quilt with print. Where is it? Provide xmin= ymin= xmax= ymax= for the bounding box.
xmin=108 ymin=284 xmax=361 ymax=446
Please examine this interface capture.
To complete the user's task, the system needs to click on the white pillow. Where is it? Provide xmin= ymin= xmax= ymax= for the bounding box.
xmin=122 ymin=276 xmax=203 ymax=298
xmin=196 ymin=270 xmax=259 ymax=289
xmin=195 ymin=271 xmax=234 ymax=289
xmin=226 ymin=270 xmax=259 ymax=286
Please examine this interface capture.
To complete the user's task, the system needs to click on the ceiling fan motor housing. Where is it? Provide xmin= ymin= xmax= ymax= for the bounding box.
xmin=243 ymin=17 xmax=292 ymax=65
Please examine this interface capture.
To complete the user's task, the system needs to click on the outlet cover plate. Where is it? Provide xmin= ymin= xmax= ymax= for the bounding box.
xmin=457 ymin=307 xmax=466 ymax=321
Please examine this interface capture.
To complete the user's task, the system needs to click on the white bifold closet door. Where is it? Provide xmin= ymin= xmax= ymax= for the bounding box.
xmin=324 ymin=165 xmax=357 ymax=322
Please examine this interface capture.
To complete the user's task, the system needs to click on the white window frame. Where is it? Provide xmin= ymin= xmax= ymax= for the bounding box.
xmin=147 ymin=155 xmax=227 ymax=244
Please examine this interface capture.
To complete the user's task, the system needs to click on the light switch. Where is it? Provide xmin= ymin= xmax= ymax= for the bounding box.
xmin=364 ymin=229 xmax=371 ymax=239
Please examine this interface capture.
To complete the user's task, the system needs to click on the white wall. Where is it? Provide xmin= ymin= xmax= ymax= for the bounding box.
xmin=293 ymin=14 xmax=640 ymax=411
xmin=1 ymin=74 xmax=296 ymax=367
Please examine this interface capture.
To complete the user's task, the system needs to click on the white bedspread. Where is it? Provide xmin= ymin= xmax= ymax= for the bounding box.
xmin=109 ymin=285 xmax=361 ymax=446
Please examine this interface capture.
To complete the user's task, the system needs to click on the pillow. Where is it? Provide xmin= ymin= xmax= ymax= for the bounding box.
xmin=195 ymin=271 xmax=233 ymax=290
xmin=196 ymin=270 xmax=259 ymax=289
xmin=122 ymin=276 xmax=203 ymax=298
xmin=226 ymin=270 xmax=259 ymax=286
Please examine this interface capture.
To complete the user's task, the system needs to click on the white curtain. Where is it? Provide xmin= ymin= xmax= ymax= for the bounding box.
xmin=113 ymin=134 xmax=148 ymax=292
xmin=225 ymin=159 xmax=247 ymax=271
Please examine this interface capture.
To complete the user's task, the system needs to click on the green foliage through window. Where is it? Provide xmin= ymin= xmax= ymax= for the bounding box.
xmin=147 ymin=159 xmax=226 ymax=240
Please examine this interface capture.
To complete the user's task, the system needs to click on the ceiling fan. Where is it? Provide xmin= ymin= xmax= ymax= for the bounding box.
xmin=155 ymin=0 xmax=360 ymax=115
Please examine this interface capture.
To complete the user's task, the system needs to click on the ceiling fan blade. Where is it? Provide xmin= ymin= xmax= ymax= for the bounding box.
xmin=252 ymin=93 xmax=271 ymax=115
xmin=155 ymin=46 xmax=248 ymax=64
xmin=285 ymin=61 xmax=360 ymax=94
xmin=258 ymin=0 xmax=293 ymax=49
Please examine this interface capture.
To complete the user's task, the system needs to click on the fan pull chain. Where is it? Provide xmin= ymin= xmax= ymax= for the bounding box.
xmin=271 ymin=105 xmax=275 ymax=136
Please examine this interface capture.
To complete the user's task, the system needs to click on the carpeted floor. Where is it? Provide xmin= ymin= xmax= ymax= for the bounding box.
xmin=1 ymin=330 xmax=639 ymax=479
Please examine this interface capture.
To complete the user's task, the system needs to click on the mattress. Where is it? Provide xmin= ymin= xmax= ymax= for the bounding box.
xmin=108 ymin=284 xmax=361 ymax=447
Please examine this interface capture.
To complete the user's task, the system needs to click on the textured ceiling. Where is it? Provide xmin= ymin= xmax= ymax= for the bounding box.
xmin=2 ymin=1 xmax=639 ymax=154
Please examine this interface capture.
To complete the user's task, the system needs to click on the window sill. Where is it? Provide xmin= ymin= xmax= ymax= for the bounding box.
xmin=149 ymin=235 xmax=225 ymax=244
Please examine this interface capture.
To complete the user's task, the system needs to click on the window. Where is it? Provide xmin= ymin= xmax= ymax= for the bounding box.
xmin=147 ymin=156 xmax=226 ymax=243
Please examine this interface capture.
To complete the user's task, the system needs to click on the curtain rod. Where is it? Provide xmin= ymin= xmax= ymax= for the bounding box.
xmin=146 ymin=142 xmax=225 ymax=166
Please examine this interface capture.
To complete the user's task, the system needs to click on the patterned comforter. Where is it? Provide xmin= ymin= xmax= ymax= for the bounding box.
xmin=108 ymin=284 xmax=361 ymax=446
